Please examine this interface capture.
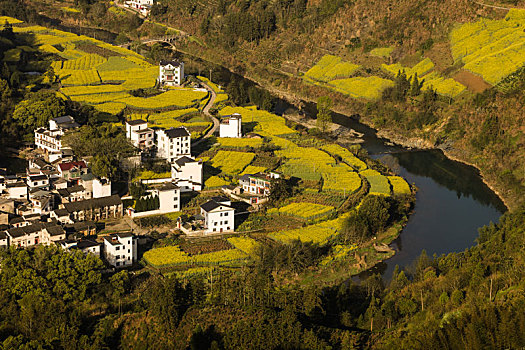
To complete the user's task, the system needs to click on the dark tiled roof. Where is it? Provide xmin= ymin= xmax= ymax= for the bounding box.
xmin=46 ymin=225 xmax=65 ymax=236
xmin=63 ymin=195 xmax=122 ymax=213
xmin=76 ymin=240 xmax=100 ymax=249
xmin=9 ymin=216 xmax=23 ymax=224
xmin=29 ymin=174 xmax=48 ymax=181
xmin=126 ymin=119 xmax=147 ymax=126
xmin=33 ymin=158 xmax=48 ymax=168
xmin=200 ymin=200 xmax=232 ymax=212
xmin=53 ymin=208 xmax=69 ymax=217
xmin=80 ymin=173 xmax=95 ymax=181
xmin=211 ymin=196 xmax=229 ymax=203
xmin=174 ymin=156 xmax=195 ymax=167
xmin=160 ymin=60 xmax=182 ymax=67
xmin=158 ymin=183 xmax=179 ymax=191
xmin=115 ymin=232 xmax=133 ymax=238
xmin=164 ymin=127 xmax=190 ymax=138
xmin=51 ymin=116 xmax=74 ymax=124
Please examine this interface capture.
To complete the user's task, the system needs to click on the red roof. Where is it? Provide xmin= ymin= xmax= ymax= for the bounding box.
xmin=58 ymin=161 xmax=87 ymax=172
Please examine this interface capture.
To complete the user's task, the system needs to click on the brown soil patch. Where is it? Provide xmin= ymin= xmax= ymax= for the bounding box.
xmin=454 ymin=70 xmax=492 ymax=93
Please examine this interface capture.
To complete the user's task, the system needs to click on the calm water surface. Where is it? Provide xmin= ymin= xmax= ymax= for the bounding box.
xmin=152 ymin=52 xmax=508 ymax=279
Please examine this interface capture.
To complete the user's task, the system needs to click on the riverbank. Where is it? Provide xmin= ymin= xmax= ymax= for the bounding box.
xmin=230 ymin=68 xmax=513 ymax=212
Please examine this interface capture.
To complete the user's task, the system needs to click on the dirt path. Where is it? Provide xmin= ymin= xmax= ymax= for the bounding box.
xmin=193 ymin=81 xmax=219 ymax=146
xmin=469 ymin=0 xmax=515 ymax=10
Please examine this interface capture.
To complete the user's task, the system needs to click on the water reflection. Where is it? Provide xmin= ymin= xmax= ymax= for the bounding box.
xmin=181 ymin=52 xmax=505 ymax=281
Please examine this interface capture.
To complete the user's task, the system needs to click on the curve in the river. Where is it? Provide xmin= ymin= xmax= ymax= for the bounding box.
xmin=178 ymin=51 xmax=506 ymax=280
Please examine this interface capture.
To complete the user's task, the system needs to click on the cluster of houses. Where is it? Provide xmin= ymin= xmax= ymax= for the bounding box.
xmin=0 ymin=116 xmax=134 ymax=267
xmin=0 ymin=62 xmax=282 ymax=267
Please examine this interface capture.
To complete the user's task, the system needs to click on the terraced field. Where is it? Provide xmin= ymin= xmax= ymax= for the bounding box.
xmin=450 ymin=9 xmax=525 ymax=85
xmin=9 ymin=23 xmax=209 ymax=117
xmin=303 ymin=55 xmax=393 ymax=100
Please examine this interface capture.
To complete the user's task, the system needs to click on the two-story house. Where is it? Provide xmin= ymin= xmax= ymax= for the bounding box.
xmin=125 ymin=119 xmax=154 ymax=150
xmin=103 ymin=233 xmax=137 ymax=268
xmin=57 ymin=161 xmax=88 ymax=181
xmin=219 ymin=113 xmax=242 ymax=138
xmin=159 ymin=60 xmax=184 ymax=86
xmin=62 ymin=195 xmax=123 ymax=221
xmin=156 ymin=127 xmax=191 ymax=163
xmin=171 ymin=156 xmax=203 ymax=191
xmin=200 ymin=197 xmax=235 ymax=233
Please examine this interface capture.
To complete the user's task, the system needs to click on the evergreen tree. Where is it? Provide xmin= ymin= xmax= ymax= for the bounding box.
xmin=316 ymin=96 xmax=332 ymax=132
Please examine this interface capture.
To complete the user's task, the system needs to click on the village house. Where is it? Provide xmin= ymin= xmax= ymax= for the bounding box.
xmin=171 ymin=156 xmax=203 ymax=191
xmin=57 ymin=185 xmax=87 ymax=203
xmin=5 ymin=181 xmax=28 ymax=200
xmin=125 ymin=119 xmax=154 ymax=150
xmin=62 ymin=195 xmax=123 ymax=221
xmin=238 ymin=172 xmax=280 ymax=197
xmin=159 ymin=60 xmax=184 ymax=86
xmin=58 ymin=239 xmax=101 ymax=257
xmin=79 ymin=174 xmax=112 ymax=199
xmin=219 ymin=113 xmax=242 ymax=138
xmin=124 ymin=0 xmax=154 ymax=16
xmin=129 ymin=182 xmax=180 ymax=216
xmin=57 ymin=161 xmax=88 ymax=181
xmin=103 ymin=232 xmax=137 ymax=268
xmin=27 ymin=174 xmax=49 ymax=190
xmin=64 ymin=220 xmax=97 ymax=237
xmin=3 ymin=222 xmax=66 ymax=247
xmin=156 ymin=127 xmax=191 ymax=163
xmin=200 ymin=197 xmax=235 ymax=233
xmin=34 ymin=116 xmax=78 ymax=155
xmin=29 ymin=193 xmax=54 ymax=215
xmin=51 ymin=208 xmax=73 ymax=224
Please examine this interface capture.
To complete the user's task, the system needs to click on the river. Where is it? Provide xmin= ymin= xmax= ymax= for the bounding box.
xmin=12 ymin=21 xmax=504 ymax=280
xmin=180 ymin=54 xmax=505 ymax=280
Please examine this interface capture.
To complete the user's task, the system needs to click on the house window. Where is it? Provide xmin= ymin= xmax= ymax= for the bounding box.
xmin=116 ymin=246 xmax=120 ymax=251
xmin=128 ymin=249 xmax=130 ymax=253
xmin=214 ymin=222 xmax=217 ymax=226
xmin=174 ymin=204 xmax=178 ymax=209
xmin=116 ymin=262 xmax=120 ymax=266
xmin=213 ymin=228 xmax=216 ymax=232
xmin=128 ymin=257 xmax=131 ymax=260
xmin=116 ymin=255 xmax=120 ymax=259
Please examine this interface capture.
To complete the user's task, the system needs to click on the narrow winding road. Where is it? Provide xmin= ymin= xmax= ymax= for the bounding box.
xmin=193 ymin=81 xmax=219 ymax=146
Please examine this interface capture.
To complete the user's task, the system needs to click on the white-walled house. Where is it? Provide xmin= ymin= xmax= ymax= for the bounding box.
xmin=79 ymin=174 xmax=111 ymax=199
xmin=125 ymin=0 xmax=153 ymax=16
xmin=200 ymin=197 xmax=234 ymax=233
xmin=59 ymin=239 xmax=101 ymax=258
xmin=103 ymin=233 xmax=137 ymax=268
xmin=159 ymin=60 xmax=184 ymax=86
xmin=34 ymin=116 xmax=78 ymax=154
xmin=156 ymin=183 xmax=180 ymax=213
xmin=6 ymin=181 xmax=28 ymax=200
xmin=219 ymin=113 xmax=242 ymax=138
xmin=27 ymin=174 xmax=49 ymax=190
xmin=125 ymin=119 xmax=154 ymax=150
xmin=156 ymin=127 xmax=191 ymax=163
xmin=171 ymin=156 xmax=203 ymax=191
xmin=238 ymin=172 xmax=277 ymax=197
xmin=93 ymin=178 xmax=111 ymax=198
